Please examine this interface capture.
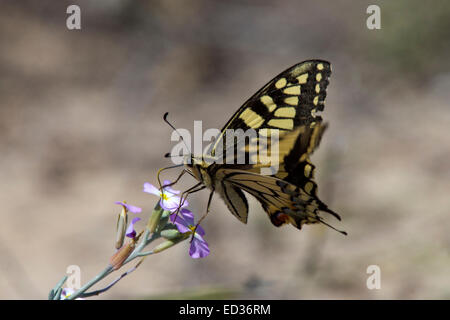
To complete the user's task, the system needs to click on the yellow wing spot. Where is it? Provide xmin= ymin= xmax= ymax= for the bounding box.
xmin=304 ymin=182 xmax=314 ymax=194
xmin=313 ymin=96 xmax=319 ymax=106
xmin=311 ymin=108 xmax=316 ymax=117
xmin=275 ymin=107 xmax=296 ymax=118
xmin=315 ymin=84 xmax=320 ymax=93
xmin=248 ymin=117 xmax=264 ymax=129
xmin=309 ymin=121 xmax=316 ymax=128
xmin=283 ymin=85 xmax=301 ymax=95
xmin=299 ymin=193 xmax=310 ymax=202
xmin=277 ymin=171 xmax=289 ymax=179
xmin=260 ymin=95 xmax=276 ymax=112
xmin=306 ymin=204 xmax=318 ymax=212
xmin=275 ymin=78 xmax=287 ymax=89
xmin=304 ymin=164 xmax=312 ymax=178
xmin=299 ymin=153 xmax=308 ymax=162
xmin=268 ymin=119 xmax=294 ymax=130
xmin=239 ymin=108 xmax=264 ymax=128
xmin=317 ymin=63 xmax=324 ymax=70
xmin=296 ymin=74 xmax=308 ymax=84
xmin=316 ymin=73 xmax=322 ymax=81
xmin=284 ymin=96 xmax=298 ymax=106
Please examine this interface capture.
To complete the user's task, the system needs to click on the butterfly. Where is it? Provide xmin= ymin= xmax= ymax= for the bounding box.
xmin=163 ymin=60 xmax=346 ymax=235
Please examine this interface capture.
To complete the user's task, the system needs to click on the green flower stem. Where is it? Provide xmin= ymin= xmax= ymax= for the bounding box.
xmin=125 ymin=231 xmax=158 ymax=263
xmin=80 ymin=264 xmax=139 ymax=298
xmin=136 ymin=250 xmax=155 ymax=257
xmin=49 ymin=275 xmax=67 ymax=300
xmin=53 ymin=287 xmax=63 ymax=300
xmin=66 ymin=265 xmax=113 ymax=300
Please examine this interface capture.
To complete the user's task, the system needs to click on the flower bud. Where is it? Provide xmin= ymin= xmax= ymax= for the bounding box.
xmin=147 ymin=207 xmax=163 ymax=233
xmin=160 ymin=228 xmax=182 ymax=240
xmin=109 ymin=240 xmax=135 ymax=270
xmin=153 ymin=234 xmax=189 ymax=254
xmin=115 ymin=206 xmax=128 ymax=249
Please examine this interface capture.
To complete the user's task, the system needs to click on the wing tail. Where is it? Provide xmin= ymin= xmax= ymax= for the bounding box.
xmin=221 ymin=169 xmax=345 ymax=234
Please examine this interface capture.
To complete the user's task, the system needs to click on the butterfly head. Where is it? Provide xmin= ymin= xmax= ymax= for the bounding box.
xmin=183 ymin=154 xmax=200 ymax=167
xmin=184 ymin=154 xmax=214 ymax=188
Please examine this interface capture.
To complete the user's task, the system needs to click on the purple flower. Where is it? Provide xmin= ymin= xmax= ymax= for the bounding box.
xmin=125 ymin=217 xmax=141 ymax=240
xmin=143 ymin=180 xmax=187 ymax=212
xmin=115 ymin=201 xmax=142 ymax=214
xmin=60 ymin=288 xmax=83 ymax=300
xmin=170 ymin=209 xmax=210 ymax=259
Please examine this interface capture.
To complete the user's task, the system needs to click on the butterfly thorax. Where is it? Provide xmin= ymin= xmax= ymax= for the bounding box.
xmin=184 ymin=154 xmax=215 ymax=190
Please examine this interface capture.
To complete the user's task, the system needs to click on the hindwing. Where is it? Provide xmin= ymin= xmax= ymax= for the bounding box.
xmin=218 ymin=169 xmax=344 ymax=233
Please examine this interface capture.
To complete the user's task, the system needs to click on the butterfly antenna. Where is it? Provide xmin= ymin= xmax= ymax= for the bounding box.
xmin=317 ymin=217 xmax=347 ymax=236
xmin=163 ymin=112 xmax=191 ymax=154
xmin=164 ymin=152 xmax=184 ymax=159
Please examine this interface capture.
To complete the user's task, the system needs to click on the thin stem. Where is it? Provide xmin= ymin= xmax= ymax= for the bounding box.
xmin=125 ymin=232 xmax=158 ymax=263
xmin=49 ymin=275 xmax=68 ymax=300
xmin=80 ymin=264 xmax=140 ymax=298
xmin=136 ymin=250 xmax=155 ymax=257
xmin=66 ymin=265 xmax=113 ymax=300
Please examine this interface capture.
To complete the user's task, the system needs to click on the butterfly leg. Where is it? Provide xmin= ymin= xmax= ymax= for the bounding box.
xmin=157 ymin=164 xmax=183 ymax=191
xmin=160 ymin=169 xmax=188 ymax=191
xmin=172 ymin=182 xmax=206 ymax=222
xmin=190 ymin=191 xmax=214 ymax=243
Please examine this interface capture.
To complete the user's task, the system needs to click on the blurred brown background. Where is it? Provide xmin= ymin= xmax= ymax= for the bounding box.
xmin=1 ymin=0 xmax=450 ymax=299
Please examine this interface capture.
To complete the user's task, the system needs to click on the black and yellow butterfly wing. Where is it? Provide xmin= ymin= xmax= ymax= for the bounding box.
xmin=219 ymin=169 xmax=340 ymax=230
xmin=208 ymin=59 xmax=331 ymax=160
xmin=218 ymin=180 xmax=249 ymax=224
xmin=205 ymin=60 xmax=344 ymax=233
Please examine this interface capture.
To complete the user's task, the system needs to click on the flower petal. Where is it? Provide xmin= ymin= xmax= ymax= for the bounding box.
xmin=179 ymin=208 xmax=195 ymax=226
xmin=169 ymin=212 xmax=180 ymax=223
xmin=115 ymin=201 xmax=142 ymax=214
xmin=126 ymin=217 xmax=141 ymax=239
xmin=189 ymin=235 xmax=210 ymax=259
xmin=161 ymin=195 xmax=188 ymax=212
xmin=169 ymin=212 xmax=190 ymax=232
xmin=163 ymin=180 xmax=181 ymax=195
xmin=126 ymin=204 xmax=142 ymax=214
xmin=60 ymin=288 xmax=75 ymax=299
xmin=193 ymin=224 xmax=205 ymax=237
xmin=175 ymin=221 xmax=191 ymax=234
xmin=143 ymin=182 xmax=161 ymax=196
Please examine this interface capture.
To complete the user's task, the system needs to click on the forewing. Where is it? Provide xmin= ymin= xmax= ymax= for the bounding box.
xmin=208 ymin=60 xmax=331 ymax=160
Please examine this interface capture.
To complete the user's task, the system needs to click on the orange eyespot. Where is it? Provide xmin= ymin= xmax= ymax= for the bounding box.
xmin=270 ymin=212 xmax=290 ymax=226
